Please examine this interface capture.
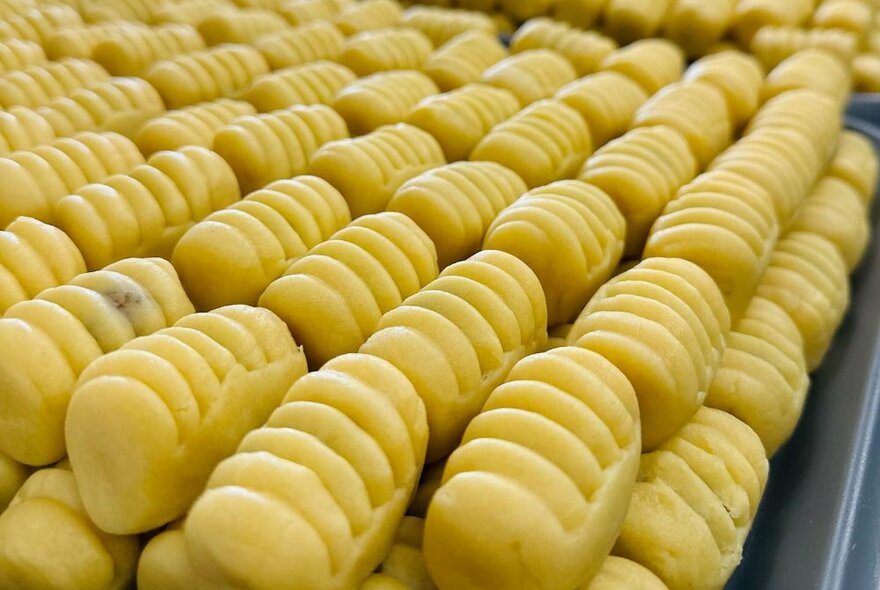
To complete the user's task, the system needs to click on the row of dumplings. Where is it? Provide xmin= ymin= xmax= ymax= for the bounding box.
xmin=0 ymin=3 xmax=876 ymax=590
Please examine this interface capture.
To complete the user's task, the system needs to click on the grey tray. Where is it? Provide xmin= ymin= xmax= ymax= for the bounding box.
xmin=725 ymin=114 xmax=880 ymax=589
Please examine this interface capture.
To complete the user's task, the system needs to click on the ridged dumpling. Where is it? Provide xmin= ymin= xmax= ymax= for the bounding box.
xmin=0 ymin=58 xmax=110 ymax=109
xmin=333 ymin=70 xmax=439 ymax=136
xmin=341 ymin=27 xmax=433 ymax=76
xmin=335 ymin=0 xmax=403 ymax=36
xmin=568 ymin=257 xmax=730 ymax=450
xmin=602 ymin=0 xmax=675 ymax=44
xmin=197 ymin=9 xmax=289 ymax=45
xmin=483 ymin=180 xmax=625 ymax=326
xmin=600 ymin=39 xmax=685 ymax=95
xmin=309 ymin=123 xmax=446 ymax=217
xmin=387 ymin=161 xmax=527 ymax=268
xmin=828 ymin=129 xmax=879 ymax=205
xmin=481 ymin=49 xmax=577 ymax=107
xmin=145 ymin=44 xmax=270 ymax=109
xmin=361 ymin=249 xmax=548 ymax=460
xmin=762 ymin=48 xmax=851 ymax=106
xmin=407 ymin=83 xmax=520 ymax=161
xmin=511 ymin=18 xmax=617 ymax=76
xmin=0 ymin=106 xmax=55 ymax=155
xmin=749 ymin=25 xmax=857 ymax=68
xmin=172 ymin=175 xmax=351 ymax=309
xmin=66 ymin=305 xmax=308 ymax=534
xmin=181 ymin=353 xmax=428 ymax=589
xmin=0 ymin=217 xmax=86 ymax=314
xmin=705 ymin=296 xmax=809 ymax=456
xmin=471 ymin=99 xmax=592 ymax=189
xmin=0 ymin=258 xmax=194 ymax=466
xmin=556 ymin=72 xmax=648 ymax=148
xmin=756 ymin=231 xmax=850 ymax=370
xmin=0 ymin=465 xmax=138 ymax=590
xmin=422 ymin=30 xmax=507 ymax=92
xmin=579 ymin=125 xmax=697 ymax=256
xmin=401 ymin=6 xmax=495 ymax=47
xmin=683 ymin=51 xmax=763 ymax=129
xmin=256 ymin=21 xmax=346 ymax=70
xmin=54 ymin=146 xmax=241 ymax=270
xmin=424 ymin=345 xmax=640 ymax=590
xmin=0 ymin=131 xmax=144 ymax=226
xmin=212 ymin=104 xmax=349 ymax=194
xmin=613 ymin=407 xmax=768 ymax=590
xmin=0 ymin=39 xmax=46 ymax=74
xmin=89 ymin=24 xmax=206 ymax=76
xmin=245 ymin=61 xmax=356 ymax=112
xmin=663 ymin=0 xmax=738 ymax=57
xmin=134 ymin=99 xmax=257 ymax=156
xmin=260 ymin=212 xmax=439 ymax=368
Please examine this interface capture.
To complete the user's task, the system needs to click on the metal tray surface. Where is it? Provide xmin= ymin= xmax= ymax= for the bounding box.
xmin=725 ymin=115 xmax=880 ymax=589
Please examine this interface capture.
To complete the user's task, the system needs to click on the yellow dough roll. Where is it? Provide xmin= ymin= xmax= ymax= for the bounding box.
xmin=790 ymin=176 xmax=870 ymax=271
xmin=471 ymin=99 xmax=592 ymax=189
xmin=631 ymin=80 xmax=731 ymax=168
xmin=705 ymin=296 xmax=809 ymax=456
xmin=812 ymin=0 xmax=872 ymax=42
xmin=0 ymin=39 xmax=45 ymax=74
xmin=663 ymin=0 xmax=737 ymax=57
xmin=260 ymin=211 xmax=438 ymax=367
xmin=0 ymin=58 xmax=110 ymax=109
xmin=0 ymin=465 xmax=138 ymax=590
xmin=333 ymin=70 xmax=439 ymax=136
xmin=212 ymin=104 xmax=348 ymax=195
xmin=255 ymin=21 xmax=346 ymax=69
xmin=361 ymin=249 xmax=548 ymax=461
xmin=89 ymin=23 xmax=206 ymax=77
xmin=0 ymin=131 xmax=144 ymax=226
xmin=644 ymin=180 xmax=779 ymax=322
xmin=683 ymin=51 xmax=763 ymax=129
xmin=361 ymin=516 xmax=434 ymax=590
xmin=828 ymin=129 xmax=879 ymax=204
xmin=135 ymin=98 xmax=256 ymax=156
xmin=336 ymin=0 xmax=403 ymax=35
xmin=568 ymin=257 xmax=730 ymax=450
xmin=197 ymin=9 xmax=288 ymax=46
xmin=745 ymin=88 xmax=843 ymax=155
xmin=245 ymin=61 xmax=356 ymax=112
xmin=556 ymin=72 xmax=648 ymax=148
xmin=552 ymin=0 xmax=610 ymax=29
xmin=854 ymin=52 xmax=880 ymax=92
xmin=750 ymin=25 xmax=858 ymax=69
xmin=275 ymin=0 xmax=344 ymax=27
xmin=600 ymin=39 xmax=685 ymax=95
xmin=145 ymin=44 xmax=270 ymax=110
xmin=0 ymin=257 xmax=194 ymax=466
xmin=481 ymin=49 xmax=577 ymax=108
xmin=401 ymin=6 xmax=495 ymax=47
xmin=0 ymin=0 xmax=32 ymax=19
xmin=178 ymin=353 xmax=428 ymax=589
xmin=762 ymin=48 xmax=851 ymax=107
xmin=66 ymin=304 xmax=307 ymax=534
xmin=757 ymin=231 xmax=850 ymax=371
xmin=579 ymin=125 xmax=697 ymax=256
xmin=54 ymin=146 xmax=241 ymax=270
xmin=173 ymin=175 xmax=350 ymax=309
xmin=0 ymin=216 xmax=86 ymax=313
xmin=35 ymin=76 xmax=164 ymax=139
xmin=341 ymin=27 xmax=433 ymax=76
xmin=603 ymin=0 xmax=674 ymax=44
xmin=151 ymin=0 xmax=237 ymax=26
xmin=733 ymin=0 xmax=815 ymax=44
xmin=511 ymin=18 xmax=617 ymax=77
xmin=388 ymin=161 xmax=527 ymax=268
xmin=43 ymin=21 xmax=143 ymax=60
xmin=0 ymin=452 xmax=29 ymax=511
xmin=309 ymin=122 xmax=446 ymax=216
xmin=614 ymin=407 xmax=769 ymax=590
xmin=137 ymin=520 xmax=210 ymax=590
xmin=407 ymin=83 xmax=518 ymax=162
xmin=0 ymin=106 xmax=55 ymax=155
xmin=0 ymin=5 xmax=82 ymax=47
xmin=423 ymin=345 xmax=639 ymax=590
xmin=583 ymin=556 xmax=668 ymax=590
xmin=421 ymin=30 xmax=506 ymax=92
xmin=483 ymin=180 xmax=625 ymax=326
